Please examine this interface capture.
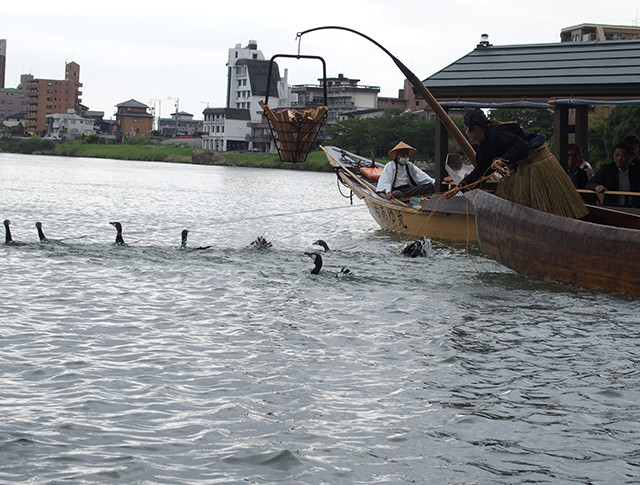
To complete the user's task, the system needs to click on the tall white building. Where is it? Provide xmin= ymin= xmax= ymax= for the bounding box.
xmin=202 ymin=40 xmax=293 ymax=153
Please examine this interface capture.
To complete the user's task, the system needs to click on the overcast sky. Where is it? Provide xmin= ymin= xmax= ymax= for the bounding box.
xmin=2 ymin=0 xmax=639 ymax=119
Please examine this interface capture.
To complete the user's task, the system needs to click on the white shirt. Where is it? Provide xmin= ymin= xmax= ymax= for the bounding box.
xmin=376 ymin=160 xmax=435 ymax=194
xmin=445 ymin=164 xmax=474 ymax=185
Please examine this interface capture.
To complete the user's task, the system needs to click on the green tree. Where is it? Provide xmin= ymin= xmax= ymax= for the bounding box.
xmin=586 ymin=106 xmax=640 ymax=168
xmin=326 ymin=110 xmax=438 ymax=159
xmin=488 ymin=108 xmax=554 ymax=138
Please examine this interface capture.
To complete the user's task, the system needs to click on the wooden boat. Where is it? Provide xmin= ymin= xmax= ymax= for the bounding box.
xmin=322 ymin=145 xmax=477 ymax=242
xmin=468 ymin=189 xmax=640 ymax=295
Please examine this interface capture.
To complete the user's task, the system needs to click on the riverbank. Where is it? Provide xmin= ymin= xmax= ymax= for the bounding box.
xmin=0 ymin=137 xmax=435 ymax=173
xmin=0 ymin=136 xmax=335 ymax=172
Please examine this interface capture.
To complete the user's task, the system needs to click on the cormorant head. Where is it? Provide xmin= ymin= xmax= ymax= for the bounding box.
xmin=313 ymin=239 xmax=330 ymax=251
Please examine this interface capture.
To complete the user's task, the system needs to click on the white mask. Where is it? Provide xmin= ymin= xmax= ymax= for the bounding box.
xmin=398 ymin=157 xmax=409 ymax=165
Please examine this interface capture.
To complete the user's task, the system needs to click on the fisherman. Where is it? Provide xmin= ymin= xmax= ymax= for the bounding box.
xmin=448 ymin=107 xmax=588 ymax=219
xmin=376 ymin=141 xmax=435 ymax=201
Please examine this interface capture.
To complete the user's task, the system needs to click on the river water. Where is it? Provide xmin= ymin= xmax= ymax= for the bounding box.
xmin=1 ymin=152 xmax=639 ymax=484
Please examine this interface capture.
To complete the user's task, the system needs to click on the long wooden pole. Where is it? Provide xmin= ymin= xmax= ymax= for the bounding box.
xmin=297 ymin=26 xmax=476 ymax=164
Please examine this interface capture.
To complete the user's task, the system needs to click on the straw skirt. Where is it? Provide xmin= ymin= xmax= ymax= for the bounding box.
xmin=496 ymin=145 xmax=589 ymax=219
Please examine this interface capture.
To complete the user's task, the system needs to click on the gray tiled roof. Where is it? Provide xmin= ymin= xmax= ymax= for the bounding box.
xmin=203 ymin=108 xmax=251 ymax=120
xmin=116 ymin=99 xmax=150 ymax=108
xmin=424 ymin=39 xmax=640 ymax=98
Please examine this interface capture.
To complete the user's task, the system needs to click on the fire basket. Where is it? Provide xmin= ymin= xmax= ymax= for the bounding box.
xmin=260 ymin=54 xmax=328 ymax=163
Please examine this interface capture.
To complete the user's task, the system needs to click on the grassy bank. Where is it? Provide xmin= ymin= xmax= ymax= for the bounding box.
xmin=0 ymin=137 xmax=334 ymax=172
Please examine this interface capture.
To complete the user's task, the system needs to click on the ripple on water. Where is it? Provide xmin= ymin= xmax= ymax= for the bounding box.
xmin=2 ymin=154 xmax=640 ymax=483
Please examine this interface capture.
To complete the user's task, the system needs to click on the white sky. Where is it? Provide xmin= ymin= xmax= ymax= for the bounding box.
xmin=2 ymin=0 xmax=639 ymax=119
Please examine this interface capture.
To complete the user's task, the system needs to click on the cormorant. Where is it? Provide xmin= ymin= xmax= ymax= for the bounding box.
xmin=305 ymin=252 xmax=323 ymax=274
xmin=304 ymin=252 xmax=352 ymax=277
xmin=35 ymin=222 xmax=60 ymax=243
xmin=249 ymin=234 xmax=272 ymax=250
xmin=180 ymin=229 xmax=211 ymax=250
xmin=313 ymin=239 xmax=330 ymax=251
xmin=4 ymin=219 xmax=27 ymax=246
xmin=109 ymin=221 xmax=128 ymax=246
xmin=401 ymin=237 xmax=430 ymax=257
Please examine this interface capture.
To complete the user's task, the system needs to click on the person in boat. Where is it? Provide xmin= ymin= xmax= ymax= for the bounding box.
xmin=450 ymin=107 xmax=588 ymax=219
xmin=587 ymin=142 xmax=640 ymax=208
xmin=623 ymin=134 xmax=640 ymax=167
xmin=376 ymin=141 xmax=435 ymax=201
xmin=566 ymin=145 xmax=589 ymax=190
xmin=456 ymin=108 xmax=533 ymax=188
xmin=567 ymin=143 xmax=593 ymax=179
xmin=443 ymin=153 xmax=473 ymax=186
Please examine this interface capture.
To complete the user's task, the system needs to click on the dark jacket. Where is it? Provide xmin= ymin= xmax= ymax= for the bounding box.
xmin=461 ymin=123 xmax=531 ymax=187
xmin=586 ymin=162 xmax=640 ymax=207
xmin=567 ymin=166 xmax=588 ymax=189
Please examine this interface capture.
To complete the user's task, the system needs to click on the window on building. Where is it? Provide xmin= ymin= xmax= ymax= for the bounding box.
xmin=134 ymin=118 xmax=139 ymax=123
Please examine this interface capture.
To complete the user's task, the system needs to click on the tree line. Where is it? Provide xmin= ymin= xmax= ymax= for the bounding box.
xmin=325 ymin=106 xmax=640 ymax=167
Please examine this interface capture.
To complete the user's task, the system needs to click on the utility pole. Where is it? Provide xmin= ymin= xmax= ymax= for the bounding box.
xmin=167 ymin=97 xmax=179 ymax=138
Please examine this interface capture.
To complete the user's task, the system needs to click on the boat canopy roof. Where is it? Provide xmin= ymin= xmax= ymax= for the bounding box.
xmin=424 ymin=39 xmax=640 ymax=103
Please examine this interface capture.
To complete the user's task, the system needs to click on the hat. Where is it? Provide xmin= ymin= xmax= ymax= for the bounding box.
xmin=463 ymin=107 xmax=488 ymax=127
xmin=388 ymin=141 xmax=417 ymax=158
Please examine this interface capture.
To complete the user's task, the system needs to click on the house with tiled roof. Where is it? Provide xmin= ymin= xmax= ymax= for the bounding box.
xmin=115 ymin=99 xmax=153 ymax=140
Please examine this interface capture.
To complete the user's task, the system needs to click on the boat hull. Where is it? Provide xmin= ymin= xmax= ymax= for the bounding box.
xmin=362 ymin=196 xmax=477 ymax=241
xmin=470 ymin=190 xmax=640 ymax=295
xmin=322 ymin=145 xmax=477 ymax=242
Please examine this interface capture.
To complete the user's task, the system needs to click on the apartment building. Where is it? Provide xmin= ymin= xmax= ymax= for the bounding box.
xmin=25 ymin=61 xmax=83 ymax=135
xmin=158 ymin=111 xmax=202 ymax=136
xmin=202 ymin=40 xmax=291 ymax=152
xmin=0 ymin=75 xmax=31 ymax=125
xmin=561 ymin=23 xmax=640 ymax=42
xmin=201 ymin=108 xmax=251 ymax=151
xmin=291 ymin=73 xmax=379 ymax=125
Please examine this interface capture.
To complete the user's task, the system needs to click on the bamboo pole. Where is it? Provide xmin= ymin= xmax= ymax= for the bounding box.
xmin=297 ymin=26 xmax=476 ymax=164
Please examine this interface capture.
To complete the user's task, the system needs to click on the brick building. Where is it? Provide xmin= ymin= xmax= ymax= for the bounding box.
xmin=115 ymin=99 xmax=153 ymax=140
xmin=25 ymin=61 xmax=83 ymax=135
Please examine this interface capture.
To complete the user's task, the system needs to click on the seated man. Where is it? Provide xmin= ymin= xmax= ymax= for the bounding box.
xmin=624 ymin=134 xmax=640 ymax=167
xmin=567 ymin=147 xmax=588 ymax=190
xmin=587 ymin=142 xmax=640 ymax=207
xmin=568 ymin=143 xmax=593 ymax=179
xmin=376 ymin=141 xmax=435 ymax=201
xmin=443 ymin=153 xmax=474 ymax=185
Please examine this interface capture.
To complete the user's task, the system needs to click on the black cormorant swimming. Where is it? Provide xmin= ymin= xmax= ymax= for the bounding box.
xmin=304 ymin=252 xmax=323 ymax=275
xmin=313 ymin=239 xmax=330 ymax=251
xmin=304 ymin=252 xmax=352 ymax=277
xmin=401 ymin=237 xmax=430 ymax=257
xmin=181 ymin=229 xmax=211 ymax=250
xmin=35 ymin=222 xmax=60 ymax=243
xmin=4 ymin=220 xmax=27 ymax=246
xmin=249 ymin=234 xmax=272 ymax=250
xmin=109 ymin=221 xmax=128 ymax=246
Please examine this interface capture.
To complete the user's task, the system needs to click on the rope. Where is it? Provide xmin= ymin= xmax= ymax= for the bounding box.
xmin=56 ymin=203 xmax=363 ymax=243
